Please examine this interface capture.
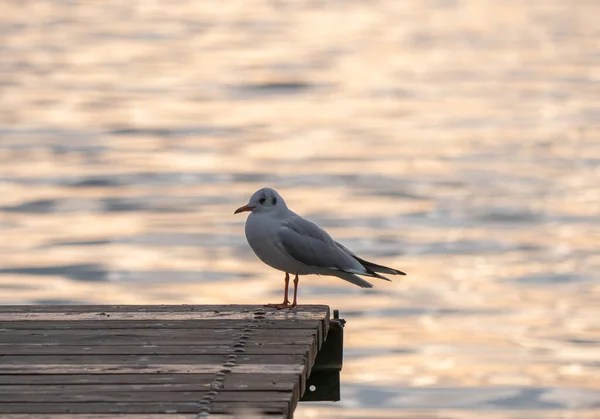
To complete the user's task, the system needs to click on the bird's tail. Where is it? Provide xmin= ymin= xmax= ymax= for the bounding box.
xmin=335 ymin=271 xmax=374 ymax=288
xmin=335 ymin=241 xmax=407 ymax=276
xmin=359 ymin=260 xmax=406 ymax=276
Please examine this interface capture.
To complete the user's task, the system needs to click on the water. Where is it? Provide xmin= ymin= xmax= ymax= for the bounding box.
xmin=1 ymin=0 xmax=599 ymax=418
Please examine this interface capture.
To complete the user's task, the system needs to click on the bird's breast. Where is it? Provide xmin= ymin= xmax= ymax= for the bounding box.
xmin=244 ymin=214 xmax=308 ymax=274
xmin=245 ymin=213 xmax=277 ymax=248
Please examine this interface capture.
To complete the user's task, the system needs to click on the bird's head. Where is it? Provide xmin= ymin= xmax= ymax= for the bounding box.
xmin=234 ymin=187 xmax=287 ymax=215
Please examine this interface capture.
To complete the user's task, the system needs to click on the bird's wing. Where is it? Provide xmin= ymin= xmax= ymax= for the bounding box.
xmin=277 ymin=215 xmax=364 ymax=274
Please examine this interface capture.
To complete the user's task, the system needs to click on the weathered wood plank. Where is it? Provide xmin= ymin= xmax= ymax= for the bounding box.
xmin=0 ymin=354 xmax=307 ymax=365
xmin=1 ymin=416 xmax=200 ymax=419
xmin=0 ymin=313 xmax=329 ymax=338
xmin=0 ymin=337 xmax=313 ymax=347
xmin=0 ymin=401 xmax=290 ymax=414
xmin=0 ymin=343 xmax=312 ymax=355
xmin=0 ymin=320 xmax=325 ymax=349
xmin=0 ymin=363 xmax=305 ymax=375
xmin=0 ymin=373 xmax=299 ymax=390
xmin=0 ymin=338 xmax=320 ymax=382
xmin=0 ymin=390 xmax=293 ymax=403
xmin=0 ymin=319 xmax=321 ymax=330
xmin=0 ymin=311 xmax=323 ymax=321
xmin=0 ymin=305 xmax=328 ymax=313
xmin=0 ymin=328 xmax=317 ymax=345
xmin=0 ymin=312 xmax=329 ymax=345
xmin=1 ymin=415 xmax=285 ymax=419
xmin=0 ymin=312 xmax=323 ymax=321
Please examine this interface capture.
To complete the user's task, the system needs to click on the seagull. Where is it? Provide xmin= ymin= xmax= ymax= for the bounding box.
xmin=234 ymin=187 xmax=406 ymax=308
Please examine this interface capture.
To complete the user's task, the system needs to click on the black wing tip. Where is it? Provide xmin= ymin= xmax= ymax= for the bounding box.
xmin=351 ymin=254 xmax=407 ymax=277
xmin=379 ymin=269 xmax=406 ymax=277
xmin=363 ymin=265 xmax=401 ymax=281
xmin=378 ymin=269 xmax=406 ymax=277
xmin=374 ymin=272 xmax=393 ymax=282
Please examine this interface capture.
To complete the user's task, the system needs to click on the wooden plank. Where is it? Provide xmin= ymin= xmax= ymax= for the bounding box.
xmin=0 ymin=390 xmax=293 ymax=403
xmin=0 ymin=328 xmax=317 ymax=345
xmin=0 ymin=354 xmax=307 ymax=365
xmin=0 ymin=343 xmax=312 ymax=355
xmin=1 ymin=415 xmax=285 ymax=419
xmin=0 ymin=339 xmax=319 ymax=386
xmin=0 ymin=305 xmax=330 ymax=347
xmin=0 ymin=312 xmax=328 ymax=343
xmin=0 ymin=363 xmax=305 ymax=375
xmin=0 ymin=320 xmax=325 ymax=348
xmin=1 ymin=383 xmax=252 ymax=393
xmin=0 ymin=319 xmax=322 ymax=330
xmin=1 ymin=416 xmax=200 ymax=419
xmin=0 ymin=311 xmax=326 ymax=321
xmin=0 ymin=304 xmax=328 ymax=313
xmin=0 ymin=373 xmax=299 ymax=390
xmin=0 ymin=401 xmax=290 ymax=414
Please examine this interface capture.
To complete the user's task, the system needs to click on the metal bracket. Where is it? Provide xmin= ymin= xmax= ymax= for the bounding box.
xmin=300 ymin=309 xmax=345 ymax=402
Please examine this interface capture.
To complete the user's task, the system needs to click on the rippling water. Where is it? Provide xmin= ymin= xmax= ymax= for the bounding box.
xmin=1 ymin=0 xmax=599 ymax=417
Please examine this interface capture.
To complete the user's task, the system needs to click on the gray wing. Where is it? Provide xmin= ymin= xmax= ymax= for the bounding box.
xmin=278 ymin=216 xmax=364 ymax=273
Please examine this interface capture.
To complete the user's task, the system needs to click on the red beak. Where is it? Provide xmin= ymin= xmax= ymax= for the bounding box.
xmin=234 ymin=204 xmax=255 ymax=214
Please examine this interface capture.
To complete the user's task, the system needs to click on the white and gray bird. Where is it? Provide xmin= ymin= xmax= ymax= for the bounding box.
xmin=234 ymin=187 xmax=406 ymax=308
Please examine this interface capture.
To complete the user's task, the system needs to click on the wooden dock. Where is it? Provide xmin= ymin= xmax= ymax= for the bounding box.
xmin=0 ymin=304 xmax=344 ymax=419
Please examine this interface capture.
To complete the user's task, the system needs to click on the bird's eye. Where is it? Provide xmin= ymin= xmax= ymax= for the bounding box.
xmin=259 ymin=197 xmax=266 ymax=204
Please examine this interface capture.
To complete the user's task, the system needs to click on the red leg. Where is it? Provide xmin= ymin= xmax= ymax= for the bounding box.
xmin=283 ymin=274 xmax=290 ymax=301
xmin=266 ymin=273 xmax=292 ymax=309
xmin=290 ymin=274 xmax=299 ymax=308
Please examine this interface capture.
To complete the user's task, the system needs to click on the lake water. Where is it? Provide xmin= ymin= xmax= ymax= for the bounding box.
xmin=1 ymin=0 xmax=599 ymax=418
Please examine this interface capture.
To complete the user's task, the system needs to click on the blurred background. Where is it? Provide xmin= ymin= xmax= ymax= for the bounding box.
xmin=1 ymin=0 xmax=599 ymax=417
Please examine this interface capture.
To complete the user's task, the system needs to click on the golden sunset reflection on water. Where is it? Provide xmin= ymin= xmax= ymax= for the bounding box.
xmin=1 ymin=0 xmax=599 ymax=417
